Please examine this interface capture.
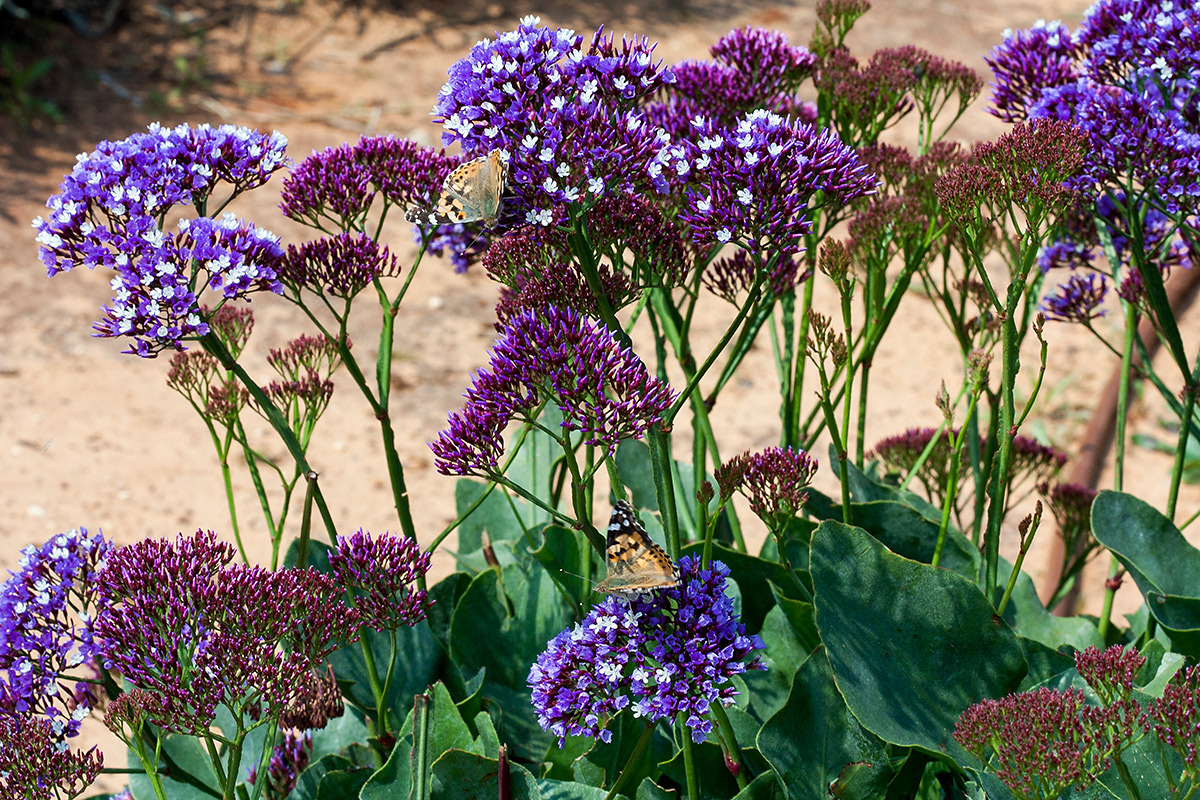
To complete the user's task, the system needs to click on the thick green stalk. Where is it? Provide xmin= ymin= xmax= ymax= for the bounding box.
xmin=1099 ymin=301 xmax=1138 ymax=639
xmin=679 ymin=718 xmax=700 ymax=800
xmin=604 ymin=724 xmax=655 ymax=800
xmin=412 ymin=694 xmax=431 ymax=800
xmin=711 ymin=702 xmax=749 ymax=790
xmin=1166 ymin=352 xmax=1200 ymax=521
xmin=933 ymin=391 xmax=980 ymax=568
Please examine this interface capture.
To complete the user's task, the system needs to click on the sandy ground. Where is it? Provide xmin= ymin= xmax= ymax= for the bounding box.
xmin=4 ymin=0 xmax=1197 ymax=791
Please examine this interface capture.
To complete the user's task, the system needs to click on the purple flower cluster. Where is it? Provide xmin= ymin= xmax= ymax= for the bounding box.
xmin=0 ymin=712 xmax=104 ymax=799
xmin=430 ymin=16 xmax=680 ymax=224
xmin=429 ymin=306 xmax=677 ymax=476
xmin=280 ymin=136 xmax=458 ymax=231
xmin=1042 ymin=271 xmax=1108 ymax=322
xmin=679 ymin=109 xmax=876 ymax=258
xmin=34 ymin=124 xmax=289 ymax=356
xmin=0 ymin=528 xmax=110 ymax=741
xmin=646 ymin=27 xmax=817 ymax=134
xmin=1152 ymin=663 xmax=1200 ymax=773
xmin=326 ymin=529 xmax=431 ymax=631
xmin=715 ymin=447 xmax=818 ymax=531
xmin=280 ymin=232 xmax=399 ymax=298
xmin=528 ymin=556 xmax=764 ymax=745
xmin=985 ymin=0 xmax=1200 ymax=213
xmin=92 ymin=530 xmax=363 ymax=734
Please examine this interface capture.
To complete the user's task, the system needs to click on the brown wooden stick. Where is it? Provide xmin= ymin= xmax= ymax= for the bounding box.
xmin=1046 ymin=265 xmax=1200 ymax=614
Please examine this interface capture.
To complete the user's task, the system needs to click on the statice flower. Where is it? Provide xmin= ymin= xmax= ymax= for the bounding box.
xmin=280 ymin=136 xmax=458 ymax=231
xmin=715 ymin=447 xmax=818 ymax=532
xmin=0 ymin=712 xmax=103 ymax=799
xmin=1038 ymin=481 xmax=1100 ymax=594
xmin=34 ymin=124 xmax=289 ymax=357
xmin=429 ymin=306 xmax=677 ymax=476
xmin=1010 ymin=435 xmax=1068 ymax=486
xmin=0 ymin=529 xmax=110 ymax=741
xmin=430 ymin=17 xmax=680 ymax=223
xmin=1151 ymin=664 xmax=1200 ymax=780
xmin=701 ymin=248 xmax=807 ymax=305
xmin=955 ymin=687 xmax=1132 ymax=800
xmin=1042 ymin=271 xmax=1108 ymax=322
xmin=528 ymin=556 xmax=764 ymax=745
xmin=1075 ymin=645 xmax=1145 ymax=706
xmin=680 ymin=109 xmax=875 ymax=259
xmin=986 ymin=20 xmax=1080 ymax=123
xmin=326 ymin=529 xmax=431 ymax=631
xmin=870 ymin=427 xmax=963 ymax=504
xmin=92 ymin=530 xmax=362 ymax=735
xmin=280 ymin=232 xmax=399 ymax=298
xmin=985 ymin=0 xmax=1200 ymax=213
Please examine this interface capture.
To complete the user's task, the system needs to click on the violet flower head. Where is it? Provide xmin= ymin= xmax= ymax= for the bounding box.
xmin=93 ymin=530 xmax=362 ymax=734
xmin=34 ymin=123 xmax=286 ymax=277
xmin=0 ymin=529 xmax=110 ymax=741
xmin=528 ymin=556 xmax=764 ymax=745
xmin=954 ymin=687 xmax=1119 ymax=799
xmin=0 ymin=712 xmax=104 ymax=799
xmin=1038 ymin=480 xmax=1098 ymax=564
xmin=430 ymin=306 xmax=677 ymax=477
xmin=280 ymin=232 xmax=398 ymax=298
xmin=1075 ymin=645 xmax=1146 ymax=706
xmin=207 ymin=303 xmax=256 ymax=359
xmin=701 ymin=248 xmax=806 ymax=305
xmin=1151 ymin=664 xmax=1200 ymax=772
xmin=280 ymin=136 xmax=457 ymax=230
xmin=430 ymin=17 xmax=679 ymax=223
xmin=1041 ymin=271 xmax=1108 ymax=323
xmin=1010 ymin=435 xmax=1068 ymax=486
xmin=715 ymin=447 xmax=818 ymax=532
xmin=326 ymin=529 xmax=431 ymax=632
xmin=681 ymin=109 xmax=875 ymax=257
xmin=985 ymin=20 xmax=1080 ymax=123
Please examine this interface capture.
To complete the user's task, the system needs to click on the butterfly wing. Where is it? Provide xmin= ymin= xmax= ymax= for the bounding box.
xmin=404 ymin=149 xmax=507 ymax=228
xmin=594 ymin=501 xmax=679 ymax=594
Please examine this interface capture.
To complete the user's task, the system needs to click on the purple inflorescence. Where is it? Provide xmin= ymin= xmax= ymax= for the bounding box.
xmin=715 ymin=447 xmax=818 ymax=531
xmin=984 ymin=0 xmax=1200 ymax=213
xmin=429 ymin=16 xmax=681 ymax=225
xmin=1042 ymin=271 xmax=1108 ymax=322
xmin=33 ymin=124 xmax=289 ymax=357
xmin=326 ymin=529 xmax=431 ymax=632
xmin=680 ymin=109 xmax=876 ymax=258
xmin=528 ymin=556 xmax=764 ymax=745
xmin=0 ymin=712 xmax=104 ymax=798
xmin=92 ymin=530 xmax=364 ymax=735
xmin=429 ymin=306 xmax=677 ymax=476
xmin=0 ymin=528 xmax=110 ymax=741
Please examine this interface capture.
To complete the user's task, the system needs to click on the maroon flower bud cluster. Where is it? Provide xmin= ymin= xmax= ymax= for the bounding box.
xmin=715 ymin=447 xmax=818 ymax=531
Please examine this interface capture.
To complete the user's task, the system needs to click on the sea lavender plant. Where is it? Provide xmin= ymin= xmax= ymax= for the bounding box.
xmin=0 ymin=528 xmax=110 ymax=741
xmin=715 ymin=447 xmax=818 ymax=534
xmin=528 ymin=556 xmax=763 ymax=745
xmin=429 ymin=305 xmax=677 ymax=478
xmin=0 ymin=712 xmax=104 ymax=799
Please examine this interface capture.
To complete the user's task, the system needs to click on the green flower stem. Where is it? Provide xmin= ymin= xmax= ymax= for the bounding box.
xmin=996 ymin=502 xmax=1041 ymax=616
xmin=605 ymin=724 xmax=655 ymax=800
xmin=1166 ymin=351 xmax=1200 ymax=521
xmin=678 ymin=718 xmax=700 ymax=800
xmin=214 ymin=428 xmax=248 ymax=564
xmin=649 ymin=426 xmax=681 ymax=559
xmin=359 ymin=628 xmax=390 ymax=748
xmin=1112 ymin=753 xmax=1142 ymax=800
xmin=201 ymin=331 xmax=339 ymax=543
xmin=294 ymin=470 xmax=317 ymax=569
xmin=127 ymin=728 xmax=168 ymax=800
xmin=710 ymin=702 xmax=749 ymax=790
xmin=933 ymin=390 xmax=980 ymax=568
xmin=815 ymin=364 xmax=852 ymax=526
xmin=783 ymin=276 xmax=817 ymax=446
xmin=246 ymin=721 xmax=277 ymax=800
xmin=1099 ymin=298 xmax=1138 ymax=639
xmin=412 ymin=693 xmax=431 ymax=800
xmin=230 ymin=417 xmax=282 ymax=564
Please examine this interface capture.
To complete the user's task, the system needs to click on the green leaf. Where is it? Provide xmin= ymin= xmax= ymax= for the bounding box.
xmin=1016 ymin=636 xmax=1076 ymax=690
xmin=1092 ymin=490 xmax=1200 ymax=656
xmin=448 ymin=559 xmax=571 ymax=760
xmin=429 ymin=749 xmax=540 ymax=800
xmin=426 ymin=571 xmax=471 ymax=654
xmin=328 ymin=620 xmax=441 ymax=729
xmin=531 ymin=522 xmax=591 ymax=609
xmin=810 ymin=522 xmax=1027 ymax=759
xmin=741 ymin=601 xmax=811 ymax=722
xmin=314 ymin=766 xmax=373 ymax=800
xmin=758 ymin=647 xmax=892 ymax=800
xmin=538 ymin=779 xmax=617 ymax=799
xmin=1092 ymin=728 xmax=1177 ymax=800
xmin=635 ymin=778 xmax=675 ymax=800
xmin=128 ymin=733 xmax=218 ymax=800
xmin=733 ymin=772 xmax=784 ymax=799
xmin=293 ymin=754 xmax=354 ymax=800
